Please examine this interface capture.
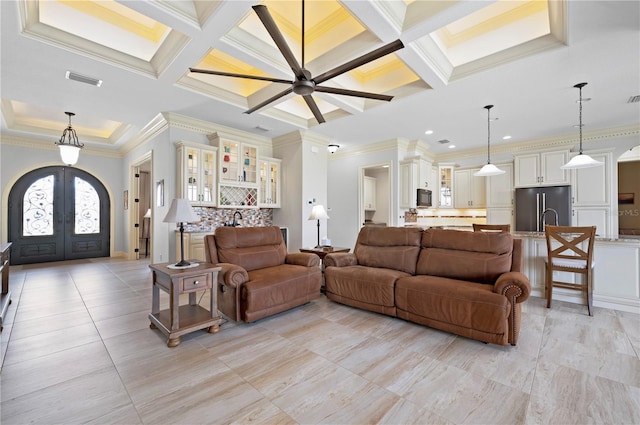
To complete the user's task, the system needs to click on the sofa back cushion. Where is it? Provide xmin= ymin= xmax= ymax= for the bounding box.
xmin=354 ymin=226 xmax=422 ymax=274
xmin=214 ymin=226 xmax=286 ymax=271
xmin=417 ymin=229 xmax=513 ymax=284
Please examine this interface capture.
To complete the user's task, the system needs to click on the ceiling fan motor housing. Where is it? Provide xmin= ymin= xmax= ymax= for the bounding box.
xmin=293 ymin=79 xmax=315 ymax=95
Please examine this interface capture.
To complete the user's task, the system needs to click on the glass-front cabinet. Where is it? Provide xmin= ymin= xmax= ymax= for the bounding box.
xmin=258 ymin=157 xmax=281 ymax=208
xmin=176 ymin=142 xmax=217 ymax=206
xmin=219 ymin=140 xmax=258 ymax=185
xmin=439 ymin=165 xmax=453 ymax=208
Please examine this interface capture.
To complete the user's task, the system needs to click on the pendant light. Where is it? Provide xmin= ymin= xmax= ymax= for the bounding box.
xmin=561 ymin=82 xmax=603 ymax=169
xmin=55 ymin=112 xmax=84 ymax=166
xmin=474 ymin=105 xmax=505 ymax=177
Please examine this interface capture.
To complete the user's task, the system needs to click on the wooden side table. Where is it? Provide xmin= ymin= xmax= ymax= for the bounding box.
xmin=148 ymin=262 xmax=222 ymax=347
xmin=300 ymin=247 xmax=350 ymax=293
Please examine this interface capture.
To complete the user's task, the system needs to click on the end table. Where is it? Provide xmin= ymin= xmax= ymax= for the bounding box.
xmin=148 ymin=262 xmax=222 ymax=347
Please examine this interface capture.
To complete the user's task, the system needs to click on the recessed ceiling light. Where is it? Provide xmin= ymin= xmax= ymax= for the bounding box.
xmin=448 ymin=145 xmax=456 ymax=149
xmin=502 ymin=135 xmax=512 ymax=140
xmin=425 ymin=130 xmax=433 ymax=135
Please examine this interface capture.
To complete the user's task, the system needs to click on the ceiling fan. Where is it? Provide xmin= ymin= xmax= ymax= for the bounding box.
xmin=189 ymin=0 xmax=404 ymax=124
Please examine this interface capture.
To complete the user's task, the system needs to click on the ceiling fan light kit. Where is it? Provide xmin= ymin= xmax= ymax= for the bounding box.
xmin=189 ymin=0 xmax=404 ymax=124
xmin=474 ymin=105 xmax=505 ymax=177
xmin=561 ymin=82 xmax=604 ymax=170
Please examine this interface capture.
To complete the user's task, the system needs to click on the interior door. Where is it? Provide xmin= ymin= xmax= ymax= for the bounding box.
xmin=8 ymin=166 xmax=110 ymax=265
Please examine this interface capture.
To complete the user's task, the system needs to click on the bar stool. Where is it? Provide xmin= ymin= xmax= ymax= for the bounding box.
xmin=544 ymin=225 xmax=596 ymax=316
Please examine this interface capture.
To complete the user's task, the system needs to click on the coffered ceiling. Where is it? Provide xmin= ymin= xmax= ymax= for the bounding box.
xmin=1 ymin=0 xmax=638 ymax=157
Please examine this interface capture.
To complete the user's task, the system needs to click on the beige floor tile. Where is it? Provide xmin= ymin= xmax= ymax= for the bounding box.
xmin=378 ymin=397 xmax=454 ymax=425
xmin=8 ymin=309 xmax=94 ymax=341
xmin=93 ymin=308 xmax=151 ymax=339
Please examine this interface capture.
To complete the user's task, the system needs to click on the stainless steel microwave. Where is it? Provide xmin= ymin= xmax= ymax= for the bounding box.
xmin=417 ymin=188 xmax=432 ymax=207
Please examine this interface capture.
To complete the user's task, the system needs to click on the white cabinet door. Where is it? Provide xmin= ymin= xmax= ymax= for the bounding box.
xmin=540 ymin=150 xmax=569 ymax=186
xmin=514 ymin=154 xmax=540 ymax=187
xmin=454 ymin=169 xmax=471 ymax=208
xmin=471 ymin=170 xmax=486 ymax=208
xmin=363 ymin=176 xmax=377 ymax=210
xmin=258 ymin=158 xmax=281 ymax=208
xmin=176 ymin=144 xmax=217 ymax=206
xmin=487 ymin=163 xmax=513 ymax=207
xmin=572 ymin=152 xmax=610 ymax=206
xmin=400 ymin=161 xmax=417 ymax=208
xmin=487 ymin=208 xmax=513 ymax=228
xmin=573 ymin=207 xmax=610 ymax=237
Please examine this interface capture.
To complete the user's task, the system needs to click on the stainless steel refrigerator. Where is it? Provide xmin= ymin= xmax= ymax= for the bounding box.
xmin=515 ymin=185 xmax=572 ymax=232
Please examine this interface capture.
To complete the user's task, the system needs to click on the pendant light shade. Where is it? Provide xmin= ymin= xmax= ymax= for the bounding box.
xmin=474 ymin=105 xmax=505 ymax=177
xmin=561 ymin=82 xmax=603 ymax=170
xmin=55 ymin=112 xmax=84 ymax=166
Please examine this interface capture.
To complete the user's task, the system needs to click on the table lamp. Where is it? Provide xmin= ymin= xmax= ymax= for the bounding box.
xmin=308 ymin=205 xmax=329 ymax=248
xmin=163 ymin=198 xmax=200 ymax=267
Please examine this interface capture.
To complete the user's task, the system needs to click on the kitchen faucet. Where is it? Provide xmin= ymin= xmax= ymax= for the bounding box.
xmin=540 ymin=208 xmax=559 ymax=230
xmin=232 ymin=211 xmax=243 ymax=227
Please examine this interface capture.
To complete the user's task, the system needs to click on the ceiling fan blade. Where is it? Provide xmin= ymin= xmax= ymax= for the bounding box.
xmin=245 ymin=86 xmax=294 ymax=114
xmin=252 ymin=5 xmax=306 ymax=81
xmin=303 ymin=95 xmax=326 ymax=124
xmin=315 ymin=86 xmax=393 ymax=101
xmin=313 ymin=39 xmax=405 ymax=85
xmin=189 ymin=68 xmax=292 ymax=84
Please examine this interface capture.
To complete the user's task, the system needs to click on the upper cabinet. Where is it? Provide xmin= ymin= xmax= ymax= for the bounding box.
xmin=176 ymin=142 xmax=218 ymax=206
xmin=571 ymin=151 xmax=612 ymax=206
xmin=219 ymin=140 xmax=258 ymax=185
xmin=486 ymin=163 xmax=514 ymax=208
xmin=514 ymin=150 xmax=569 ymax=187
xmin=438 ymin=165 xmax=454 ymax=208
xmin=363 ymin=176 xmax=377 ymax=211
xmin=258 ymin=157 xmax=281 ymax=208
xmin=454 ymin=168 xmax=486 ymax=208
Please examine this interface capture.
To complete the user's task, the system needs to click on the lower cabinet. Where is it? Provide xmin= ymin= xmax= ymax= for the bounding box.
xmin=176 ymin=233 xmax=208 ymax=262
xmin=486 ymin=208 xmax=513 ymax=228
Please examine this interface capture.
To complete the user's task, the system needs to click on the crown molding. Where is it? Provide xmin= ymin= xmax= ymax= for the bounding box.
xmin=119 ymin=113 xmax=169 ymax=155
xmin=0 ymin=132 xmax=122 ymax=158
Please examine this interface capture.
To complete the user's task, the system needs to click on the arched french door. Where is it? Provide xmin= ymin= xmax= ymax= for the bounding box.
xmin=8 ymin=166 xmax=110 ymax=265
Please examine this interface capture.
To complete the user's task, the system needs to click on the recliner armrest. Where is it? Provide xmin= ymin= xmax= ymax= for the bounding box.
xmin=324 ymin=252 xmax=357 ymax=267
xmin=216 ymin=263 xmax=249 ymax=288
xmin=493 ymin=271 xmax=531 ymax=303
xmin=285 ymin=253 xmax=320 ymax=267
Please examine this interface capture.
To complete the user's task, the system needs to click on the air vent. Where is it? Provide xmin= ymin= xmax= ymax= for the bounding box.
xmin=437 ymin=139 xmax=450 ymax=144
xmin=254 ymin=125 xmax=270 ymax=132
xmin=627 ymin=95 xmax=640 ymax=104
xmin=66 ymin=71 xmax=102 ymax=87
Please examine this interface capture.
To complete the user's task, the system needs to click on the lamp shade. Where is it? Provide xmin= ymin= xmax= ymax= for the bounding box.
xmin=58 ymin=144 xmax=81 ymax=166
xmin=474 ymin=163 xmax=506 ymax=176
xmin=308 ymin=205 xmax=329 ymax=220
xmin=560 ymin=153 xmax=604 ymax=169
xmin=143 ymin=208 xmax=151 ymax=218
xmin=163 ymin=199 xmax=199 ymax=223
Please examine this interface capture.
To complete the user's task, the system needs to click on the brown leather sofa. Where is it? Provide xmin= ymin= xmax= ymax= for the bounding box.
xmin=204 ymin=226 xmax=322 ymax=322
xmin=324 ymin=227 xmax=531 ymax=346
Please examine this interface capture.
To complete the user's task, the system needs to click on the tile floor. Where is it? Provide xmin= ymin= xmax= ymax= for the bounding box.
xmin=0 ymin=258 xmax=639 ymax=424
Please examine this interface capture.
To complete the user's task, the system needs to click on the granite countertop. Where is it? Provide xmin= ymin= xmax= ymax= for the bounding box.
xmin=513 ymin=231 xmax=640 ymax=244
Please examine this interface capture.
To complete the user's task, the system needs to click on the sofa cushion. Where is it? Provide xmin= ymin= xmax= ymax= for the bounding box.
xmin=215 ymin=226 xmax=286 ymax=271
xmin=325 ymin=265 xmax=410 ymax=309
xmin=417 ymin=229 xmax=513 ymax=284
xmin=395 ymin=275 xmax=510 ymax=335
xmin=353 ymin=226 xmax=422 ymax=274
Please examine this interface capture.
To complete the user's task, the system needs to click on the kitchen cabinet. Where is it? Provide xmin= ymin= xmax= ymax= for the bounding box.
xmin=176 ymin=232 xmax=208 ymax=262
xmin=571 ymin=152 xmax=611 ymax=206
xmin=572 ymin=207 xmax=610 ymax=237
xmin=211 ymin=136 xmax=259 ymax=208
xmin=454 ymin=168 xmax=485 ymax=208
xmin=438 ymin=165 xmax=453 ymax=208
xmin=486 ymin=163 xmax=513 ymax=208
xmin=176 ymin=142 xmax=217 ymax=206
xmin=487 ymin=208 xmax=513 ymax=228
xmin=364 ymin=176 xmax=376 ymax=211
xmin=258 ymin=157 xmax=281 ymax=208
xmin=400 ymin=158 xmax=432 ymax=209
xmin=514 ymin=150 xmax=569 ymax=187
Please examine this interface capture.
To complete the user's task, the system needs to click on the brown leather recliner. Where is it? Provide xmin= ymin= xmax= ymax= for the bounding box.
xmin=205 ymin=226 xmax=322 ymax=322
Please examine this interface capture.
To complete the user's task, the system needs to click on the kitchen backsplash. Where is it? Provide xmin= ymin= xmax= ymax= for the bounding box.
xmin=181 ymin=207 xmax=273 ymax=231
xmin=414 ymin=208 xmax=486 ymax=227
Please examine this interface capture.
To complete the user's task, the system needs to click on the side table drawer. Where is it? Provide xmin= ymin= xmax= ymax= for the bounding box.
xmin=181 ymin=274 xmax=210 ymax=293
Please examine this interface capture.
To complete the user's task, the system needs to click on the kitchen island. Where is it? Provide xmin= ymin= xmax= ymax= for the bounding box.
xmin=515 ymin=232 xmax=640 ymax=313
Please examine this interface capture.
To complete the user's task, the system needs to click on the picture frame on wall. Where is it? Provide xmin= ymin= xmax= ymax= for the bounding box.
xmin=124 ymin=190 xmax=128 ymax=210
xmin=156 ymin=179 xmax=164 ymax=207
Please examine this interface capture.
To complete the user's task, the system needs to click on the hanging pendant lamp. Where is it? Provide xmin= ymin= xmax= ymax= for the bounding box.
xmin=561 ymin=82 xmax=603 ymax=169
xmin=474 ymin=105 xmax=505 ymax=177
xmin=55 ymin=112 xmax=84 ymax=166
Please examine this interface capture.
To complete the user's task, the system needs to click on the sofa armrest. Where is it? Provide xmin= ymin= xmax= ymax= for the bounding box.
xmin=285 ymin=253 xmax=320 ymax=267
xmin=493 ymin=271 xmax=531 ymax=304
xmin=216 ymin=263 xmax=249 ymax=289
xmin=324 ymin=252 xmax=357 ymax=267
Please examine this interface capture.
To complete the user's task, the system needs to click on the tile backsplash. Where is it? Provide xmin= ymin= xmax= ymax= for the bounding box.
xmin=181 ymin=207 xmax=273 ymax=231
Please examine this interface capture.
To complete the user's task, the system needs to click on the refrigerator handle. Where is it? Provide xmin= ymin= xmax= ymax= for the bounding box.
xmin=536 ymin=193 xmax=540 ymax=232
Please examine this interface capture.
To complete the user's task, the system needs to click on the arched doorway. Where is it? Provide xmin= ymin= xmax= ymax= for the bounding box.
xmin=8 ymin=166 xmax=110 ymax=265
